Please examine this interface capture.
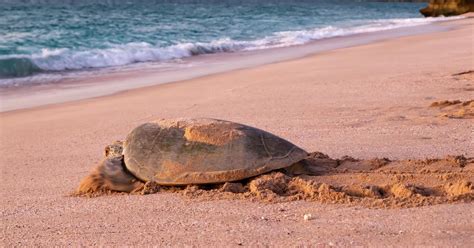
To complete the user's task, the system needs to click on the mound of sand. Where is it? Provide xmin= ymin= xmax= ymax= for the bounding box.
xmin=453 ymin=70 xmax=474 ymax=81
xmin=75 ymin=152 xmax=474 ymax=209
xmin=430 ymin=99 xmax=474 ymax=119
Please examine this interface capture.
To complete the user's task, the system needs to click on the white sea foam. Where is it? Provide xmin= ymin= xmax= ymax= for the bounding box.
xmin=246 ymin=16 xmax=462 ymax=49
xmin=0 ymin=16 xmax=462 ymax=84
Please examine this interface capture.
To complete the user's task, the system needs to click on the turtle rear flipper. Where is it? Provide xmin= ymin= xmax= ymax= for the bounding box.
xmin=283 ymin=161 xmax=322 ymax=176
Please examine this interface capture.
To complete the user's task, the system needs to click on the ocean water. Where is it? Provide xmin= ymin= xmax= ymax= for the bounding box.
xmin=0 ymin=0 xmax=448 ymax=85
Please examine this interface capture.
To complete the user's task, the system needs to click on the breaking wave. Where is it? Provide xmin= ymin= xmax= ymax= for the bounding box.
xmin=0 ymin=16 xmax=461 ymax=79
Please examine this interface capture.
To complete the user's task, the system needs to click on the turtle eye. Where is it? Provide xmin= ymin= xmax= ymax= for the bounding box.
xmin=104 ymin=146 xmax=110 ymax=156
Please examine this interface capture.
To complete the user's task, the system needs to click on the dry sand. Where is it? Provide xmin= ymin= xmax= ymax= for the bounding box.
xmin=1 ymin=17 xmax=473 ymax=246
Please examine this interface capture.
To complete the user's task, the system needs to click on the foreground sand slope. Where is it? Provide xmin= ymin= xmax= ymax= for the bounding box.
xmin=1 ymin=18 xmax=473 ymax=246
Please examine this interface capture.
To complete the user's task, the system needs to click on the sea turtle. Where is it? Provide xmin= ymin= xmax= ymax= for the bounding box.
xmin=77 ymin=118 xmax=310 ymax=194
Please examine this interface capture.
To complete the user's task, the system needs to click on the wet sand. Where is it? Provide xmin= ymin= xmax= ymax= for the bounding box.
xmin=1 ymin=17 xmax=473 ymax=246
xmin=0 ymin=19 xmax=455 ymax=112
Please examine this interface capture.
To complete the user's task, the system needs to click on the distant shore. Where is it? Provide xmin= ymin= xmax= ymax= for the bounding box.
xmin=0 ymin=16 xmax=466 ymax=112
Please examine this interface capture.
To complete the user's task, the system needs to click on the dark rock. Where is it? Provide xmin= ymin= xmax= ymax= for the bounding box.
xmin=420 ymin=0 xmax=474 ymax=17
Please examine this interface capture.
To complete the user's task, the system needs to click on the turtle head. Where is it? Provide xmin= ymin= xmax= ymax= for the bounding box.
xmin=104 ymin=141 xmax=124 ymax=157
xmin=76 ymin=142 xmax=144 ymax=195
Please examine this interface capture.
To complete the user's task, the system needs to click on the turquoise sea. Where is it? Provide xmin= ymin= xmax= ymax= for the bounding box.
xmin=0 ymin=0 xmax=444 ymax=85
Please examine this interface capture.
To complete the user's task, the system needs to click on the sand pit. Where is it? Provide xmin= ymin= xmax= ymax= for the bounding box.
xmin=430 ymin=99 xmax=474 ymax=119
xmin=75 ymin=152 xmax=474 ymax=209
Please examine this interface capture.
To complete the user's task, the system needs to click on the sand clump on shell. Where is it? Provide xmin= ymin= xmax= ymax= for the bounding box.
xmin=77 ymin=152 xmax=474 ymax=209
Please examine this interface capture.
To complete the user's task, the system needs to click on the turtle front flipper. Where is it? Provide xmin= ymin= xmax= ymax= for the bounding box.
xmin=76 ymin=156 xmax=144 ymax=194
xmin=76 ymin=142 xmax=144 ymax=195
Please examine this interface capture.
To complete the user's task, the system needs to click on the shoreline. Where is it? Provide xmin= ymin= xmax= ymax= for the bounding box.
xmin=0 ymin=17 xmax=464 ymax=113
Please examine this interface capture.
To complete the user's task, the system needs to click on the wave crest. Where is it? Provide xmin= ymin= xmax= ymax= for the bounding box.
xmin=0 ymin=16 xmax=461 ymax=79
xmin=0 ymin=57 xmax=42 ymax=78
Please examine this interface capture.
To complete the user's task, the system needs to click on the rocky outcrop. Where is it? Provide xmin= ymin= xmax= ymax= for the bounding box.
xmin=420 ymin=0 xmax=474 ymax=17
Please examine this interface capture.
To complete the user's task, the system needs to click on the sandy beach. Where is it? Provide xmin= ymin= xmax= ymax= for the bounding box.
xmin=1 ymin=16 xmax=473 ymax=247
